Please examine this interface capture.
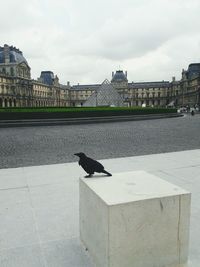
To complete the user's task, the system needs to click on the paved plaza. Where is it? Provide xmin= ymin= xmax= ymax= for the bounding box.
xmin=0 ymin=149 xmax=200 ymax=267
xmin=0 ymin=115 xmax=200 ymax=266
xmin=0 ymin=114 xmax=200 ymax=169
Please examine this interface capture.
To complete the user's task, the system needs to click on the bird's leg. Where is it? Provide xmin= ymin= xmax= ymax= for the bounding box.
xmin=84 ymin=174 xmax=93 ymax=178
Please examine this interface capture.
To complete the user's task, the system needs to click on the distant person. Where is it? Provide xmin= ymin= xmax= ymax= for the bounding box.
xmin=191 ymin=110 xmax=195 ymax=116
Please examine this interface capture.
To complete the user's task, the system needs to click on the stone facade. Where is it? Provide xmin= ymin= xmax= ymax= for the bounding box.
xmin=0 ymin=44 xmax=200 ymax=108
xmin=0 ymin=45 xmax=70 ymax=108
xmin=179 ymin=64 xmax=200 ymax=107
xmin=71 ymin=71 xmax=172 ymax=108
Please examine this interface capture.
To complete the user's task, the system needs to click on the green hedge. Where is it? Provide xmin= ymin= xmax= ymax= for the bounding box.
xmin=0 ymin=107 xmax=177 ymax=120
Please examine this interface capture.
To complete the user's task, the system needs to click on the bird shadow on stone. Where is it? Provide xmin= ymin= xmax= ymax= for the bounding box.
xmin=84 ymin=174 xmax=112 ymax=179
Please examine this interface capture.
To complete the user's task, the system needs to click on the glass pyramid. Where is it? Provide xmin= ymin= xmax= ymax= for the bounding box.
xmin=83 ymin=79 xmax=124 ymax=107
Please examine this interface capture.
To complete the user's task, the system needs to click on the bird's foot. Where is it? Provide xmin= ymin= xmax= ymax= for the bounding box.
xmin=84 ymin=174 xmax=93 ymax=178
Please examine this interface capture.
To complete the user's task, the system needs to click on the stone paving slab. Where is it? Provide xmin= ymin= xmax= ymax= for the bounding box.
xmin=0 ymin=149 xmax=200 ymax=267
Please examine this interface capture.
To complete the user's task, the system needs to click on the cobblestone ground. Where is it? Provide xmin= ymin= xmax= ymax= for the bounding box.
xmin=0 ymin=114 xmax=199 ymax=169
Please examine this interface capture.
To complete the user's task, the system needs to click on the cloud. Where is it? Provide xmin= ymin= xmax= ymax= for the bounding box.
xmin=1 ymin=0 xmax=200 ymax=84
xmin=68 ymin=0 xmax=200 ymax=60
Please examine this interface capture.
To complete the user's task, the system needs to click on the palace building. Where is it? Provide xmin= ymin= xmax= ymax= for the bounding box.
xmin=0 ymin=44 xmax=200 ymax=108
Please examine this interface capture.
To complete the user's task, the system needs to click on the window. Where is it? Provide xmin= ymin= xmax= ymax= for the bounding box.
xmin=10 ymin=67 xmax=14 ymax=76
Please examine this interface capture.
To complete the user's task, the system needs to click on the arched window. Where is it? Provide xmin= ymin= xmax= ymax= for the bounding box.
xmin=4 ymin=99 xmax=8 ymax=107
xmin=9 ymin=99 xmax=12 ymax=107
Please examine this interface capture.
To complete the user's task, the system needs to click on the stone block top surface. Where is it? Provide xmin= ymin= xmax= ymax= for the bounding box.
xmin=80 ymin=171 xmax=190 ymax=205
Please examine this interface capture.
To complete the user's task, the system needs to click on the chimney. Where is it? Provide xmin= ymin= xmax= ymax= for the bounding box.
xmin=172 ymin=76 xmax=176 ymax=82
xmin=67 ymin=81 xmax=70 ymax=86
xmin=125 ymin=71 xmax=127 ymax=77
xmin=4 ymin=44 xmax=10 ymax=64
xmin=112 ymin=71 xmax=114 ymax=78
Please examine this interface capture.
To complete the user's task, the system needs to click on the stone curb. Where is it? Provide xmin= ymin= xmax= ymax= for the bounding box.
xmin=0 ymin=113 xmax=183 ymax=128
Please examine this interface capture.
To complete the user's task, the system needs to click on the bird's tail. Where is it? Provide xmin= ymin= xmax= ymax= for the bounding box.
xmin=102 ymin=170 xmax=112 ymax=176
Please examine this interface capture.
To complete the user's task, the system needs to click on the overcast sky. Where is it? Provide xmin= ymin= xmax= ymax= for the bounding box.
xmin=1 ymin=0 xmax=200 ymax=85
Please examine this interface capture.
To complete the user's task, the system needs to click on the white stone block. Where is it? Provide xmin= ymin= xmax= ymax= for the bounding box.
xmin=79 ymin=171 xmax=191 ymax=267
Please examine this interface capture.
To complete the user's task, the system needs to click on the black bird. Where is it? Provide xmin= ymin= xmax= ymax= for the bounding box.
xmin=74 ymin=152 xmax=112 ymax=177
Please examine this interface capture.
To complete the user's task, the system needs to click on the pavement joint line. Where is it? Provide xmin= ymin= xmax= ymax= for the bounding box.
xmin=0 ymin=242 xmax=42 ymax=252
xmin=0 ymin=186 xmax=28 ymax=191
xmin=26 ymin=177 xmax=49 ymax=267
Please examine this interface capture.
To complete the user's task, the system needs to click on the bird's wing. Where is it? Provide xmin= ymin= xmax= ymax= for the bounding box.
xmin=86 ymin=157 xmax=104 ymax=172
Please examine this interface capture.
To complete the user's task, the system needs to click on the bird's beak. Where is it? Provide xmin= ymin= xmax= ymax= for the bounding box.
xmin=74 ymin=153 xmax=78 ymax=156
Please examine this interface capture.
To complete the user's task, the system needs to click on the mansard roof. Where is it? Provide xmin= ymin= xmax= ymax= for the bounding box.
xmin=71 ymin=84 xmax=100 ymax=91
xmin=111 ymin=70 xmax=128 ymax=82
xmin=186 ymin=63 xmax=200 ymax=79
xmin=39 ymin=71 xmax=55 ymax=86
xmin=0 ymin=44 xmax=28 ymax=65
xmin=128 ymin=81 xmax=170 ymax=89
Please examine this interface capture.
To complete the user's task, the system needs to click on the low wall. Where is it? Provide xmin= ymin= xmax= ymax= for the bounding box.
xmin=0 ymin=108 xmax=177 ymax=120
